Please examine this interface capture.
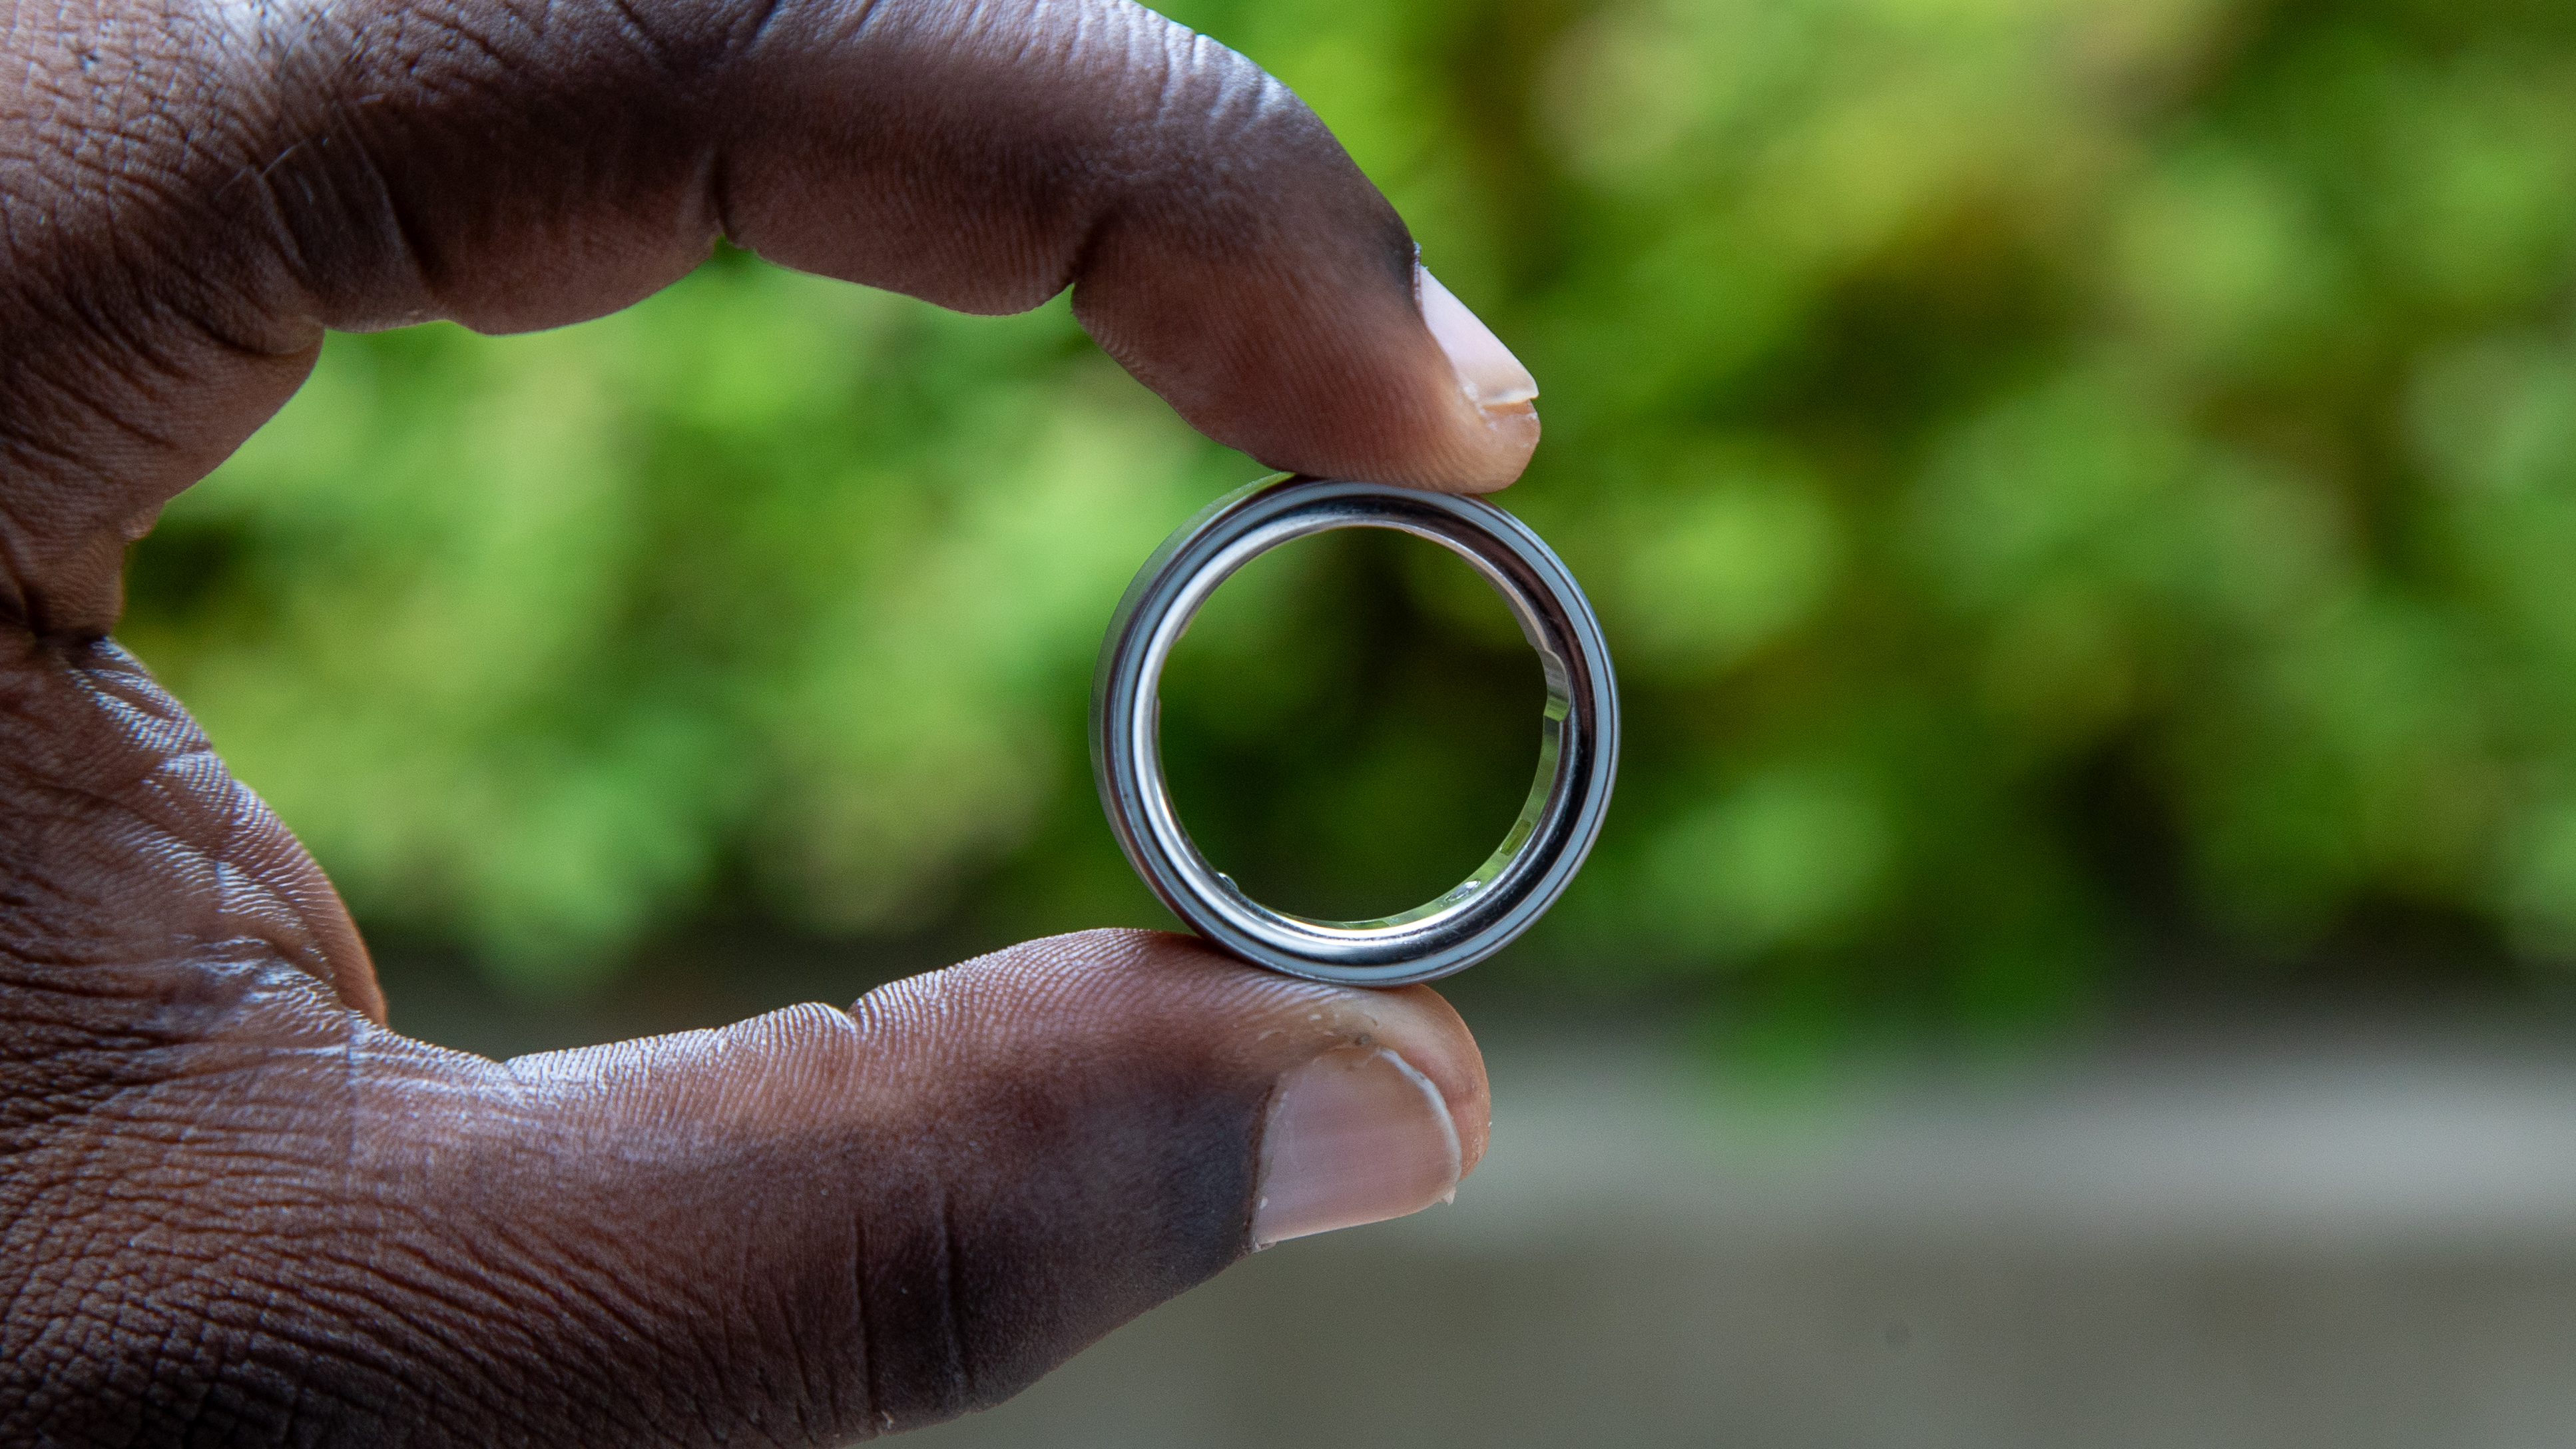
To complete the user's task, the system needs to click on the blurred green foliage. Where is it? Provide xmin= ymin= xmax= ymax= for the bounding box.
xmin=124 ymin=0 xmax=2576 ymax=1014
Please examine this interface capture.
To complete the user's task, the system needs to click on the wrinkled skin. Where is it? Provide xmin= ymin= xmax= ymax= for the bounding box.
xmin=0 ymin=0 xmax=1527 ymax=1442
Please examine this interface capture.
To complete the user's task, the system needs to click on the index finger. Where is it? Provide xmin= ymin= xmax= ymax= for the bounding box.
xmin=0 ymin=0 xmax=1539 ymax=639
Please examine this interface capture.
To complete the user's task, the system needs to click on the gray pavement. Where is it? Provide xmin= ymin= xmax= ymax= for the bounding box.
xmin=911 ymin=1025 xmax=2576 ymax=1449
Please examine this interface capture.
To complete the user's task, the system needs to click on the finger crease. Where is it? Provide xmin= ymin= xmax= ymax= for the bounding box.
xmin=937 ymin=1189 xmax=971 ymax=1404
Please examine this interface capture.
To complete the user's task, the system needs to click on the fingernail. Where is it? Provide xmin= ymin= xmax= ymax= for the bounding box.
xmin=1418 ymin=266 xmax=1539 ymax=410
xmin=1251 ymin=1045 xmax=1464 ymax=1248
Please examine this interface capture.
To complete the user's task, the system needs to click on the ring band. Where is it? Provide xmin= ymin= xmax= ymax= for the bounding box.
xmin=1091 ymin=475 xmax=1620 ymax=986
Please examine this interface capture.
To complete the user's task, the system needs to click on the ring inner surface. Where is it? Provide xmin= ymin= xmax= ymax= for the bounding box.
xmin=1139 ymin=512 xmax=1575 ymax=940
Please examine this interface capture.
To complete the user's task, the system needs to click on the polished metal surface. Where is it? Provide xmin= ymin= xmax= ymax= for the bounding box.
xmin=1092 ymin=475 xmax=1619 ymax=986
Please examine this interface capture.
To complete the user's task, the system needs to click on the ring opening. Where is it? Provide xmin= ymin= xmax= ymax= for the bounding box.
xmin=1155 ymin=527 xmax=1546 ymax=923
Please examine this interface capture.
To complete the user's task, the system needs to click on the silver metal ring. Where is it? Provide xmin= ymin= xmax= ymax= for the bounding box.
xmin=1092 ymin=475 xmax=1620 ymax=986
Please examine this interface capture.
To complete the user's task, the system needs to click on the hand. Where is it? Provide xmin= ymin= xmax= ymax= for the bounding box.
xmin=0 ymin=0 xmax=1535 ymax=1441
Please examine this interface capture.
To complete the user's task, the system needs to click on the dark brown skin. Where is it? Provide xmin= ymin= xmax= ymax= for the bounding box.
xmin=0 ymin=0 xmax=1527 ymax=1442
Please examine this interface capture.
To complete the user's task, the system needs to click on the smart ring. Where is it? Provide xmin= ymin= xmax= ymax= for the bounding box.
xmin=1091 ymin=475 xmax=1620 ymax=986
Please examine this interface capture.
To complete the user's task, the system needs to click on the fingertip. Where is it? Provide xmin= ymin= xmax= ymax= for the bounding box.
xmin=1385 ymin=266 xmax=1542 ymax=495
xmin=1242 ymin=263 xmax=1543 ymax=497
xmin=1038 ymin=932 xmax=1493 ymax=1172
xmin=989 ymin=940 xmax=1495 ymax=1250
xmin=1035 ymin=28 xmax=1537 ymax=497
xmin=1346 ymin=984 xmax=1492 ymax=1179
xmin=908 ymin=929 xmax=1492 ymax=1188
xmin=1246 ymin=982 xmax=1490 ymax=1247
xmin=842 ymin=929 xmax=1499 ymax=1259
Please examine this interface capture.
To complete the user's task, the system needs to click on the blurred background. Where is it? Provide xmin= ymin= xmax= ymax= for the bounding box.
xmin=121 ymin=0 xmax=2576 ymax=1440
